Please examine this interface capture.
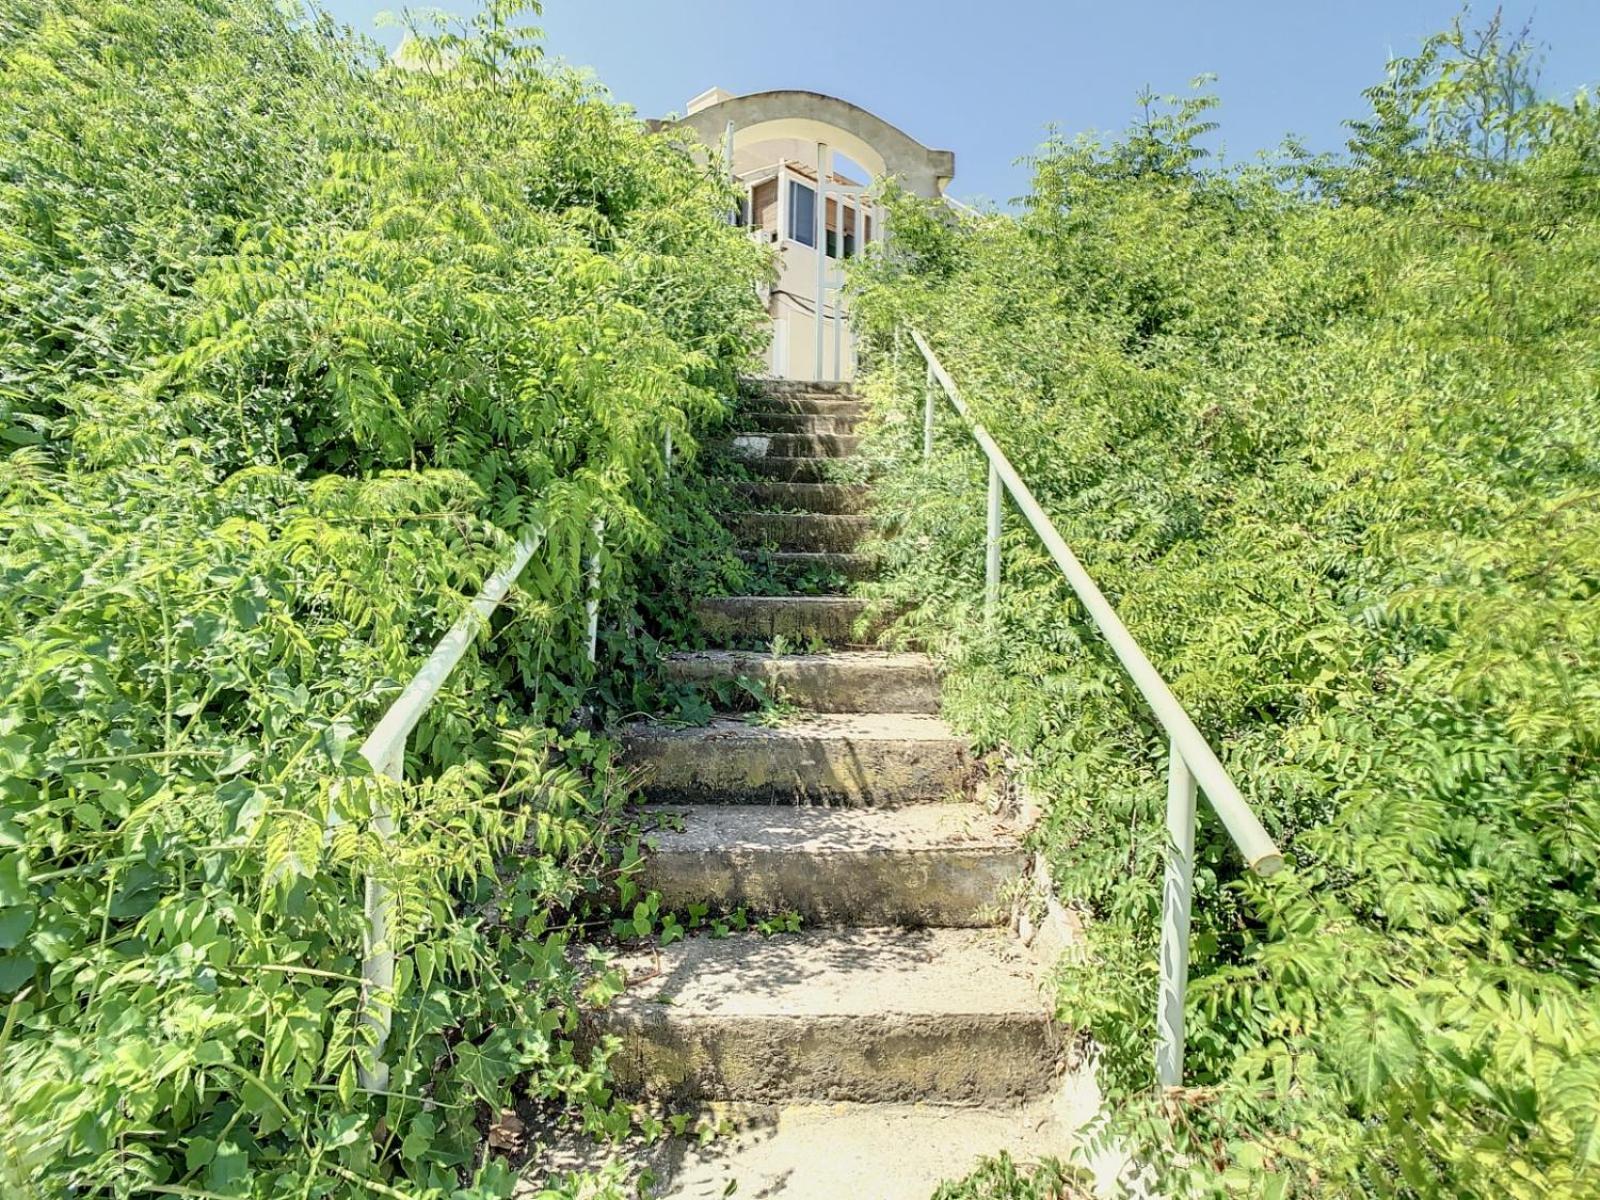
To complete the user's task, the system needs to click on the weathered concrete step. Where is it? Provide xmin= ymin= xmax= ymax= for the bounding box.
xmin=694 ymin=595 xmax=890 ymax=645
xmin=745 ymin=410 xmax=863 ymax=435
xmin=537 ymin=1096 xmax=1081 ymax=1200
xmin=662 ymin=650 xmax=938 ymax=713
xmin=733 ymin=456 xmax=848 ymax=483
xmin=640 ymin=804 xmax=1024 ymax=926
xmin=730 ymin=432 xmax=862 ymax=459
xmin=736 ymin=550 xmax=877 ymax=587
xmin=733 ymin=481 xmax=869 ymax=513
xmin=747 ymin=379 xmax=857 ymax=397
xmin=591 ymin=928 xmax=1058 ymax=1103
xmin=617 ymin=713 xmax=969 ymax=805
xmin=727 ymin=512 xmax=871 ymax=553
xmin=745 ymin=394 xmax=866 ymax=417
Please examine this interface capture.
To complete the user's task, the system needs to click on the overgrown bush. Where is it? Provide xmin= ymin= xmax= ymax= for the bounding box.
xmin=852 ymin=16 xmax=1599 ymax=1198
xmin=0 ymin=1 xmax=766 ymax=1195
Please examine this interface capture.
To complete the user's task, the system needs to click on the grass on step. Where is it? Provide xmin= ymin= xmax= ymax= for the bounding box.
xmin=932 ymin=1153 xmax=1096 ymax=1200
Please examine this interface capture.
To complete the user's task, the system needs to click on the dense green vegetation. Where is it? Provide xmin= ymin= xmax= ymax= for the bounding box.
xmin=852 ymin=18 xmax=1599 ymax=1199
xmin=0 ymin=1 xmax=765 ymax=1195
xmin=5 ymin=1 xmax=1596 ymax=1196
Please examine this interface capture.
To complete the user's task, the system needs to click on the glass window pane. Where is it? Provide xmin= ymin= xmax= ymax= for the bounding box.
xmin=788 ymin=180 xmax=816 ymax=247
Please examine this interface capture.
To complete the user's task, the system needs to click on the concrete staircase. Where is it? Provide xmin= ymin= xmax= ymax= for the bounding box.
xmin=577 ymin=381 xmax=1073 ymax=1198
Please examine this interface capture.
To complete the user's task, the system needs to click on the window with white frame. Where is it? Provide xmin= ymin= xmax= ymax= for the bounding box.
xmin=788 ymin=180 xmax=816 ymax=247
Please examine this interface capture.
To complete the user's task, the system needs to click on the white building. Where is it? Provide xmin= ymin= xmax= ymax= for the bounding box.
xmin=658 ymin=88 xmax=955 ymax=382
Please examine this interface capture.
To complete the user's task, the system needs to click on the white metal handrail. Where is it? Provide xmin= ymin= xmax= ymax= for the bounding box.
xmin=903 ymin=327 xmax=1284 ymax=1087
xmin=348 ymin=425 xmax=677 ymax=1091
xmin=349 ymin=424 xmax=676 ymax=1091
xmin=349 ymin=525 xmax=543 ymax=1091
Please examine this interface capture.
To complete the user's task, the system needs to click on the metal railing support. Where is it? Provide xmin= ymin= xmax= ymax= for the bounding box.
xmin=902 ymin=326 xmax=1286 ymax=1088
xmin=985 ymin=460 xmax=1002 ymax=626
xmin=814 ymin=141 xmax=829 ymax=381
xmin=923 ymin=360 xmax=936 ymax=461
xmin=355 ymin=736 xmax=403 ymax=1092
xmin=585 ymin=517 xmax=604 ymax=664
xmin=351 ymin=527 xmax=541 ymax=1091
xmin=1156 ymin=740 xmax=1197 ymax=1087
xmin=343 ymin=419 xmax=674 ymax=1094
xmin=664 ymin=427 xmax=673 ymax=477
xmin=908 ymin=331 xmax=1281 ymax=873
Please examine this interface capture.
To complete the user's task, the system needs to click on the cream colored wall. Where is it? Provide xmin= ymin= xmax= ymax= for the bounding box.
xmin=765 ymin=246 xmax=856 ymax=383
xmin=734 ymin=138 xmax=867 ymax=185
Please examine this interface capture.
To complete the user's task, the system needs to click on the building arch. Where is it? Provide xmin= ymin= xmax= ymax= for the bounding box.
xmin=667 ymin=89 xmax=954 ymax=198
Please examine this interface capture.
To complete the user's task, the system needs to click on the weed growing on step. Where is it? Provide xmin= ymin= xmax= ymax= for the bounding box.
xmin=931 ymin=1152 xmax=1096 ymax=1200
xmin=749 ymin=690 xmax=805 ymax=728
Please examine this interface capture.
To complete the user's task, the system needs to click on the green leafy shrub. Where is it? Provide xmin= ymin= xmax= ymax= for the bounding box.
xmin=0 ymin=0 xmax=765 ymax=1195
xmin=852 ymin=16 xmax=1600 ymax=1199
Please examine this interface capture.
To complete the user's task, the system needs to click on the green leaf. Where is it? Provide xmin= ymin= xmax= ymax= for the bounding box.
xmin=454 ymin=1030 xmax=518 ymax=1103
xmin=0 ymin=954 xmax=35 ymax=993
xmin=0 ymin=906 xmax=34 ymax=951
xmin=0 ymin=855 xmax=27 ymax=908
xmin=195 ymin=1040 xmax=231 ymax=1066
xmin=185 ymin=1136 xmax=216 ymax=1173
xmin=206 ymin=1141 xmax=249 ymax=1195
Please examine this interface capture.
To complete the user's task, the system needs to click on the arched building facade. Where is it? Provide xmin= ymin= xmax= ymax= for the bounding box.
xmin=654 ymin=88 xmax=955 ymax=381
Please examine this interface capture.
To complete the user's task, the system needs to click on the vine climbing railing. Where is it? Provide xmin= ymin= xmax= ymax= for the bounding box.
xmin=347 ymin=433 xmax=673 ymax=1092
xmin=901 ymin=327 xmax=1285 ymax=1087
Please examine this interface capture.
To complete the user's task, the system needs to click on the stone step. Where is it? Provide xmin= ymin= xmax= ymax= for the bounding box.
xmin=617 ymin=713 xmax=969 ymax=805
xmin=747 ymin=379 xmax=858 ymax=397
xmin=733 ymin=481 xmax=870 ymax=514
xmin=745 ymin=410 xmax=864 ymax=435
xmin=639 ymin=804 xmax=1024 ymax=927
xmin=733 ymin=456 xmax=847 ymax=483
xmin=736 ymin=550 xmax=877 ymax=588
xmin=589 ymin=927 xmax=1058 ymax=1103
xmin=693 ymin=595 xmax=890 ymax=645
xmin=730 ymin=432 xmax=862 ymax=459
xmin=745 ymin=394 xmax=867 ymax=417
xmin=536 ymin=1097 xmax=1082 ymax=1200
xmin=728 ymin=512 xmax=871 ymax=553
xmin=662 ymin=650 xmax=938 ymax=713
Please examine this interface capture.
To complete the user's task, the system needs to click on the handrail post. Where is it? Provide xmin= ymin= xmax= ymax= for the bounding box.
xmin=905 ymin=327 xmax=1285 ymax=1088
xmin=357 ymin=735 xmax=403 ymax=1093
xmin=923 ymin=359 xmax=936 ymax=461
xmin=985 ymin=460 xmax=1002 ymax=626
xmin=585 ymin=516 xmax=604 ymax=664
xmin=814 ymin=141 xmax=829 ymax=381
xmin=833 ymin=280 xmax=844 ymax=381
xmin=343 ymin=525 xmax=542 ymax=1097
xmin=664 ymin=427 xmax=673 ymax=477
xmin=1156 ymin=739 xmax=1197 ymax=1087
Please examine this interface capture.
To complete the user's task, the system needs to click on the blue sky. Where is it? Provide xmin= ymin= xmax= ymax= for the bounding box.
xmin=319 ymin=1 xmax=1600 ymax=205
